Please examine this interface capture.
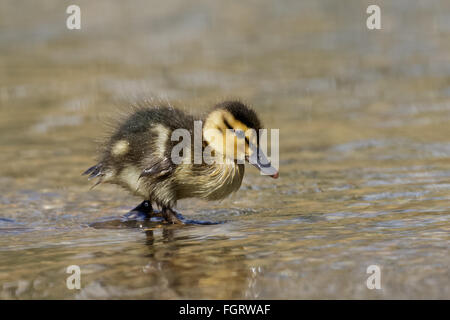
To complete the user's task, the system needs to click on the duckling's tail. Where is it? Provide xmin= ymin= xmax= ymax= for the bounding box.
xmin=82 ymin=163 xmax=104 ymax=189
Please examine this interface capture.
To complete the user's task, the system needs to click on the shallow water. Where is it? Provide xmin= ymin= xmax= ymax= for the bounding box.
xmin=0 ymin=0 xmax=449 ymax=299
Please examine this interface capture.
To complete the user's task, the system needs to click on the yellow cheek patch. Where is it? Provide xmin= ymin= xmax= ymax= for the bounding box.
xmin=204 ymin=109 xmax=257 ymax=160
xmin=112 ymin=139 xmax=130 ymax=156
xmin=222 ymin=112 xmax=258 ymax=158
xmin=203 ymin=128 xmax=224 ymax=154
xmin=205 ymin=110 xmax=249 ymax=132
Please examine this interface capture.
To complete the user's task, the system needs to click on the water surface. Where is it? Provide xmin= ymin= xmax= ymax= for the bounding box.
xmin=0 ymin=0 xmax=449 ymax=299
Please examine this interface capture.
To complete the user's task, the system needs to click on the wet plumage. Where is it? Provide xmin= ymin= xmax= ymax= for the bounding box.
xmin=84 ymin=100 xmax=278 ymax=224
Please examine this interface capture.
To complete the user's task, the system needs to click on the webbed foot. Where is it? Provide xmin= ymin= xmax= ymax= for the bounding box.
xmin=122 ymin=201 xmax=223 ymax=226
xmin=123 ymin=200 xmax=163 ymax=220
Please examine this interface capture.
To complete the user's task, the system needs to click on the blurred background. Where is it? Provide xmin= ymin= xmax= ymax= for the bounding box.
xmin=0 ymin=0 xmax=449 ymax=299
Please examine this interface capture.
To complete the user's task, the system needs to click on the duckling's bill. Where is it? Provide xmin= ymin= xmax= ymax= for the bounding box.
xmin=248 ymin=147 xmax=279 ymax=179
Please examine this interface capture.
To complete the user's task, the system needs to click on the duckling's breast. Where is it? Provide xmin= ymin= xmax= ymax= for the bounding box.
xmin=174 ymin=163 xmax=245 ymax=201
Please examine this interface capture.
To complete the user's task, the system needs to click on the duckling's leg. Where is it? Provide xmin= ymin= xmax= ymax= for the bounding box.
xmin=162 ymin=207 xmax=184 ymax=225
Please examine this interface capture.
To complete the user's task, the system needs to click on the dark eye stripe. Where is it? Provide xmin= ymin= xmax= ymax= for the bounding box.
xmin=223 ymin=118 xmax=233 ymax=130
xmin=223 ymin=117 xmax=255 ymax=147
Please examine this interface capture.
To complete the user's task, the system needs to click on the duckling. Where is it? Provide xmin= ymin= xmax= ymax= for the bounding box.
xmin=83 ymin=100 xmax=278 ymax=224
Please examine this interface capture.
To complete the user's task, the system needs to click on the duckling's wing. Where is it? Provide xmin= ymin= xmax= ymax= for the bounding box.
xmin=139 ymin=158 xmax=173 ymax=179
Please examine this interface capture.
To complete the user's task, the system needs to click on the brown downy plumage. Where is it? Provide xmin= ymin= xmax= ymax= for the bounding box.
xmin=83 ymin=100 xmax=278 ymax=224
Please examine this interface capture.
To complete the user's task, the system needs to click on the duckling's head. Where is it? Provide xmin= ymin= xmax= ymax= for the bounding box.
xmin=204 ymin=101 xmax=279 ymax=178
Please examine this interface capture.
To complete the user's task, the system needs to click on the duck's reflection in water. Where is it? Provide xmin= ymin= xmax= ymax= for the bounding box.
xmin=140 ymin=227 xmax=264 ymax=299
xmin=144 ymin=228 xmax=174 ymax=245
xmin=89 ymin=213 xmax=264 ymax=298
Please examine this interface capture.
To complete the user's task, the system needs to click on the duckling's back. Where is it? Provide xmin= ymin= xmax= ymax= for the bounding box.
xmin=84 ymin=106 xmax=195 ymax=206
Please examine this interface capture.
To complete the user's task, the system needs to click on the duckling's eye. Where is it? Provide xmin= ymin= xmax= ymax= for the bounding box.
xmin=235 ymin=130 xmax=245 ymax=139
